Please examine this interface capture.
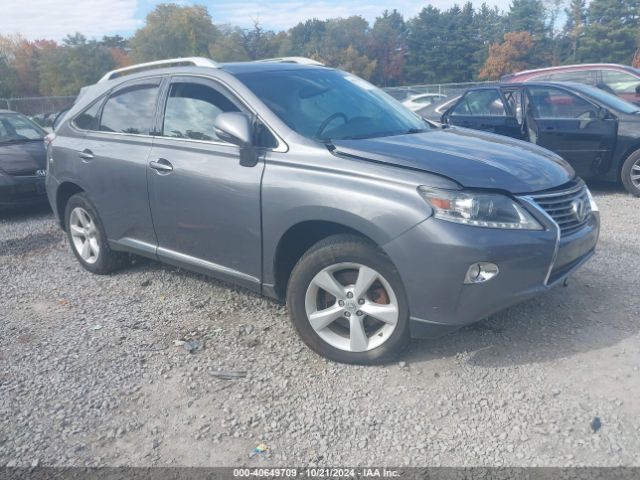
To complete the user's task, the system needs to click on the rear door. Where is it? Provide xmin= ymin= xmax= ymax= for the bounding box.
xmin=146 ymin=75 xmax=268 ymax=290
xmin=77 ymin=78 xmax=161 ymax=254
xmin=444 ymin=88 xmax=522 ymax=138
xmin=524 ymin=84 xmax=617 ymax=178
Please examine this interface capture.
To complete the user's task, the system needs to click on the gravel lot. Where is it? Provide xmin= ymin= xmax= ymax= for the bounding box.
xmin=1 ymin=187 xmax=639 ymax=468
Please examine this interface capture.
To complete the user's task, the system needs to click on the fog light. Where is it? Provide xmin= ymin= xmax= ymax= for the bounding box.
xmin=464 ymin=262 xmax=499 ymax=284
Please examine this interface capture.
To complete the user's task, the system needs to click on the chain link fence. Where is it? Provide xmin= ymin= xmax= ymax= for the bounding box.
xmin=383 ymin=81 xmax=497 ymax=101
xmin=0 ymin=96 xmax=76 ymax=126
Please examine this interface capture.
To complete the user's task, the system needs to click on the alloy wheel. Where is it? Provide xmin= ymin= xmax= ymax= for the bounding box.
xmin=304 ymin=262 xmax=399 ymax=352
xmin=631 ymin=159 xmax=640 ymax=189
xmin=69 ymin=207 xmax=100 ymax=264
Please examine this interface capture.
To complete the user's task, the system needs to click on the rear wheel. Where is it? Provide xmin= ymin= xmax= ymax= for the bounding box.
xmin=286 ymin=234 xmax=409 ymax=364
xmin=621 ymin=150 xmax=640 ymax=197
xmin=64 ymin=193 xmax=127 ymax=274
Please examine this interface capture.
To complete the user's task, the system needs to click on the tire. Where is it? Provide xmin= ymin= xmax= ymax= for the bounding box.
xmin=286 ymin=234 xmax=409 ymax=364
xmin=621 ymin=150 xmax=640 ymax=197
xmin=64 ymin=192 xmax=127 ymax=274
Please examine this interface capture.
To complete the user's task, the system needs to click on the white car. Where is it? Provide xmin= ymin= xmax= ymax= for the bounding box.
xmin=402 ymin=93 xmax=447 ymax=111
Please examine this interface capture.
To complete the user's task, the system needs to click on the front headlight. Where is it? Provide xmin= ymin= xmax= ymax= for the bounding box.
xmin=418 ymin=186 xmax=543 ymax=230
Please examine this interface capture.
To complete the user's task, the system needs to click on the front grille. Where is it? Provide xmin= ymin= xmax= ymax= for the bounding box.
xmin=530 ymin=183 xmax=592 ymax=236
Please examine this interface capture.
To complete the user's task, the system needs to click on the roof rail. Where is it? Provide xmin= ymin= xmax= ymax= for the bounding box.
xmin=255 ymin=57 xmax=325 ymax=66
xmin=98 ymin=57 xmax=219 ymax=83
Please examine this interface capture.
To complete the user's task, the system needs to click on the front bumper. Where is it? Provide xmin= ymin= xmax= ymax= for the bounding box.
xmin=383 ymin=210 xmax=599 ymax=339
xmin=0 ymin=173 xmax=47 ymax=208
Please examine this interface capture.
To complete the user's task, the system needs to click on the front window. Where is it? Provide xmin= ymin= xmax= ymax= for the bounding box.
xmin=451 ymin=90 xmax=507 ymax=116
xmin=162 ymin=83 xmax=240 ymax=142
xmin=546 ymin=70 xmax=598 ymax=85
xmin=527 ymin=86 xmax=599 ymax=119
xmin=0 ymin=113 xmax=46 ymax=144
xmin=99 ymin=84 xmax=159 ymax=135
xmin=235 ymin=69 xmax=427 ymax=141
xmin=602 ymin=70 xmax=640 ymax=94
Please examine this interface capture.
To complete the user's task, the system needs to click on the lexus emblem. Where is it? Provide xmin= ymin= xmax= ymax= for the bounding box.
xmin=35 ymin=169 xmax=46 ymax=177
xmin=571 ymin=198 xmax=587 ymax=222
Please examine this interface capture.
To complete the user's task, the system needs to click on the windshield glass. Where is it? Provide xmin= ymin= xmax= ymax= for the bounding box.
xmin=236 ymin=68 xmax=428 ymax=141
xmin=0 ymin=113 xmax=46 ymax=143
xmin=573 ymin=84 xmax=640 ymax=114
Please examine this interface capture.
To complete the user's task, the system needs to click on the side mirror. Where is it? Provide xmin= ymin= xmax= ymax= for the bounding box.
xmin=635 ymin=84 xmax=640 ymax=95
xmin=214 ymin=112 xmax=258 ymax=167
xmin=214 ymin=112 xmax=252 ymax=147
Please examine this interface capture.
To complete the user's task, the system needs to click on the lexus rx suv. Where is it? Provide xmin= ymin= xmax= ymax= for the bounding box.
xmin=46 ymin=57 xmax=599 ymax=363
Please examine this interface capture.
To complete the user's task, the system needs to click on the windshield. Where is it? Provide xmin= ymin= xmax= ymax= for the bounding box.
xmin=573 ymin=84 xmax=640 ymax=114
xmin=236 ymin=68 xmax=428 ymax=141
xmin=0 ymin=113 xmax=46 ymax=144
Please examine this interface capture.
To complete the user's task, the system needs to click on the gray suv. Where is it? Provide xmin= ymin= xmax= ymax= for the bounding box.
xmin=46 ymin=57 xmax=600 ymax=364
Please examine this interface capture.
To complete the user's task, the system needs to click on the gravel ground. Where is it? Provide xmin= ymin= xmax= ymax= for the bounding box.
xmin=1 ymin=187 xmax=639 ymax=468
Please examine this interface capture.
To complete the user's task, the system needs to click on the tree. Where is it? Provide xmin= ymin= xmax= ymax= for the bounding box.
xmin=472 ymin=3 xmax=506 ymax=70
xmin=406 ymin=4 xmax=482 ymax=83
xmin=130 ymin=4 xmax=219 ymax=62
xmin=506 ymin=0 xmax=553 ymax=67
xmin=564 ymin=0 xmax=587 ymax=63
xmin=370 ymin=10 xmax=407 ymax=86
xmin=578 ymin=0 xmax=639 ymax=64
xmin=209 ymin=26 xmax=250 ymax=62
xmin=336 ymin=45 xmax=377 ymax=78
xmin=38 ymin=34 xmax=116 ymax=95
xmin=479 ymin=31 xmax=533 ymax=79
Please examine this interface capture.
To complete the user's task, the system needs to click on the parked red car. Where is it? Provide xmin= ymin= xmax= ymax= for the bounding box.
xmin=503 ymin=64 xmax=640 ymax=106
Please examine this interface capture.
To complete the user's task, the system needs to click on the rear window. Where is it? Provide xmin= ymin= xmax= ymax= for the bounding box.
xmin=99 ymin=85 xmax=159 ymax=135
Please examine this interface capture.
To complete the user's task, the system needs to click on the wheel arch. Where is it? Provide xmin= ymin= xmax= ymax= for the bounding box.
xmin=270 ymin=220 xmax=381 ymax=301
xmin=55 ymin=181 xmax=85 ymax=229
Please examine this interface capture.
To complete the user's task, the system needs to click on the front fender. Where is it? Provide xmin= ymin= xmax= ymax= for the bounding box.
xmin=260 ymin=150 xmax=437 ymax=287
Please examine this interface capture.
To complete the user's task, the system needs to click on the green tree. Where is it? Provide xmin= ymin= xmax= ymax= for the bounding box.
xmin=563 ymin=0 xmax=587 ymax=63
xmin=38 ymin=34 xmax=115 ymax=95
xmin=578 ymin=0 xmax=639 ymax=64
xmin=472 ymin=3 xmax=505 ymax=72
xmin=130 ymin=4 xmax=219 ymax=62
xmin=506 ymin=0 xmax=553 ymax=67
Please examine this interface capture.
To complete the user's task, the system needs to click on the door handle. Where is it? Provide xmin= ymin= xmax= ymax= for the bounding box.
xmin=149 ymin=158 xmax=173 ymax=173
xmin=78 ymin=149 xmax=94 ymax=160
xmin=544 ymin=126 xmax=556 ymax=131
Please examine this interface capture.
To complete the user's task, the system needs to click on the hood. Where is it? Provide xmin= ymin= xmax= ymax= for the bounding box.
xmin=0 ymin=141 xmax=47 ymax=175
xmin=331 ymin=127 xmax=575 ymax=194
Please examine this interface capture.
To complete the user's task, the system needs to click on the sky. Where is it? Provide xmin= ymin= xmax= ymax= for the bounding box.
xmin=0 ymin=0 xmax=514 ymax=41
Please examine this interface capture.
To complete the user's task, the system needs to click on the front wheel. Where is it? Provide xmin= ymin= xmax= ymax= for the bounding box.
xmin=621 ymin=150 xmax=640 ymax=197
xmin=286 ymin=234 xmax=409 ymax=364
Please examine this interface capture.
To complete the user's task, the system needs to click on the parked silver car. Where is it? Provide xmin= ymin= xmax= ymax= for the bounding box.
xmin=46 ymin=57 xmax=599 ymax=363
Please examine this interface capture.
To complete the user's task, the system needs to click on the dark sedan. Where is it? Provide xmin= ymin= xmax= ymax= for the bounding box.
xmin=425 ymin=82 xmax=640 ymax=196
xmin=0 ymin=110 xmax=48 ymax=209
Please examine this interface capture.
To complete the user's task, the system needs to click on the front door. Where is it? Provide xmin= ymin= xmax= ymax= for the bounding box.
xmin=444 ymin=88 xmax=523 ymax=139
xmin=525 ymin=85 xmax=617 ymax=178
xmin=147 ymin=76 xmax=265 ymax=291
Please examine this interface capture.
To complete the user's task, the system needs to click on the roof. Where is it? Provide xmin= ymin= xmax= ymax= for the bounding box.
xmin=220 ymin=61 xmax=328 ymax=75
xmin=508 ymin=63 xmax=638 ymax=77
